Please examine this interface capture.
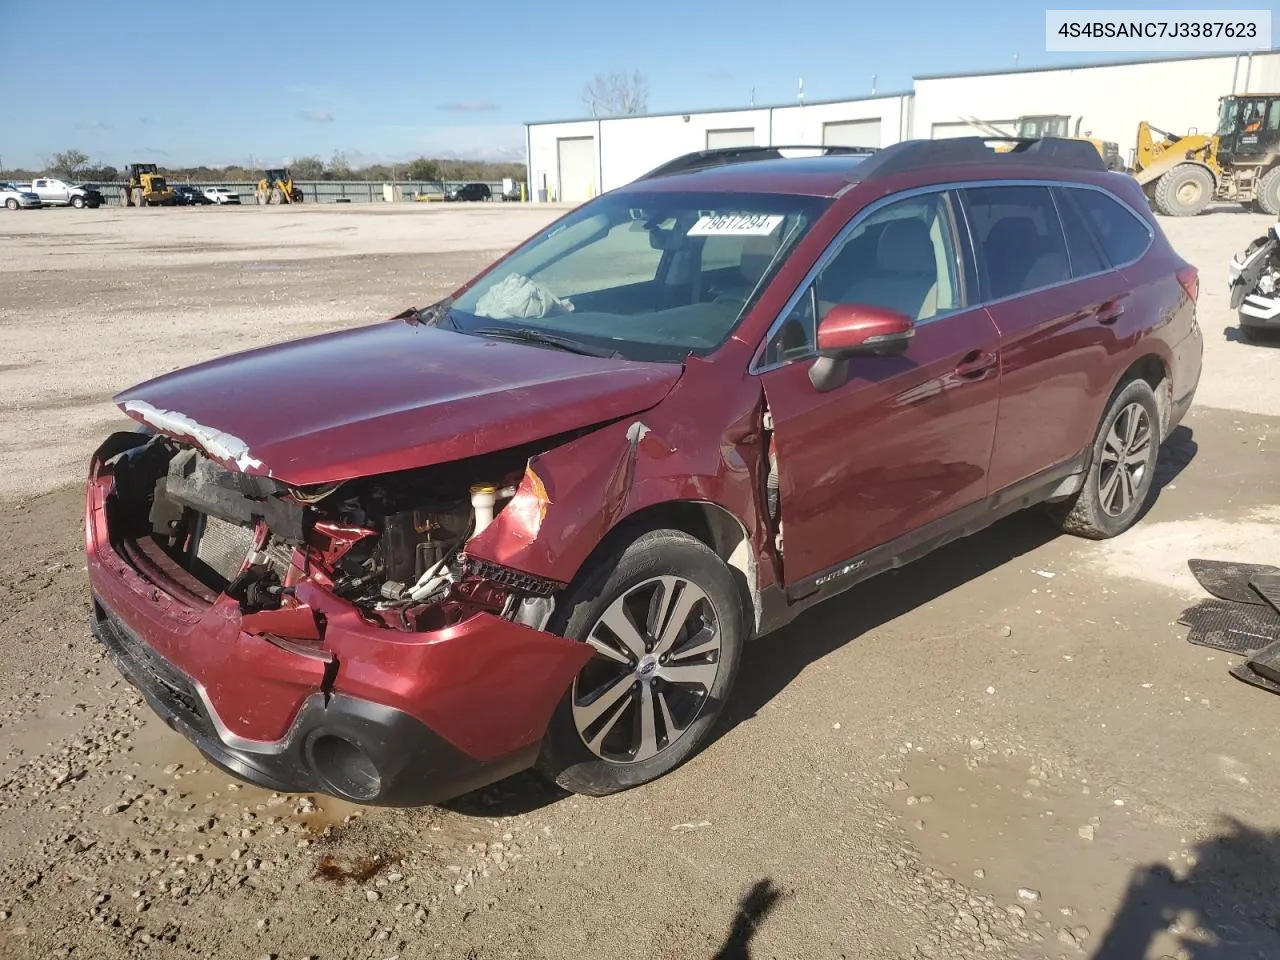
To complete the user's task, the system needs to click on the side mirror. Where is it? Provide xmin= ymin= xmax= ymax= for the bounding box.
xmin=810 ymin=304 xmax=914 ymax=391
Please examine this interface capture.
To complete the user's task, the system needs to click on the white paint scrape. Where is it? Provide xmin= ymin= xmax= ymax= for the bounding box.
xmin=121 ymin=399 xmax=265 ymax=473
xmin=1087 ymin=509 xmax=1280 ymax=599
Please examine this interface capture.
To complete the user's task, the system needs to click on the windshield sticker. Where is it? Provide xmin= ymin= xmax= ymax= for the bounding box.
xmin=687 ymin=213 xmax=784 ymax=236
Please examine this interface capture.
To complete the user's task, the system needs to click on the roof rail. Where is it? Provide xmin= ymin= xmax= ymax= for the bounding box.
xmin=637 ymin=144 xmax=879 ymax=180
xmin=851 ymin=136 xmax=1108 ymax=182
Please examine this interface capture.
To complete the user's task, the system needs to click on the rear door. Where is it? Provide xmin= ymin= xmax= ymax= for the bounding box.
xmin=959 ymin=182 xmax=1129 ymax=493
xmin=758 ymin=188 xmax=1002 ymax=592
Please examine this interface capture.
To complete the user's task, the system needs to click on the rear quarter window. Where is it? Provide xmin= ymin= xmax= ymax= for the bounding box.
xmin=1062 ymin=187 xmax=1153 ymax=266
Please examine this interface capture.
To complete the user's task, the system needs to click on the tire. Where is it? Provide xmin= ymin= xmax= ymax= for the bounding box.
xmin=270 ymin=187 xmax=283 ymax=204
xmin=1256 ymin=167 xmax=1280 ymax=217
xmin=1153 ymin=164 xmax=1214 ymax=217
xmin=71 ymin=195 xmax=84 ymax=209
xmin=4 ymin=199 xmax=16 ymax=210
xmin=1045 ymin=378 xmax=1161 ymax=540
xmin=535 ymin=529 xmax=745 ymax=797
xmin=131 ymin=188 xmax=144 ymax=208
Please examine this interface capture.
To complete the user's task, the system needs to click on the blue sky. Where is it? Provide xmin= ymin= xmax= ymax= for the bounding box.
xmin=2 ymin=0 xmax=1273 ymax=169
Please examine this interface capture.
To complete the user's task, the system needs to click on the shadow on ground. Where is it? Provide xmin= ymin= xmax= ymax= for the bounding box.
xmin=710 ymin=878 xmax=789 ymax=959
xmin=1089 ymin=817 xmax=1280 ymax=958
xmin=1223 ymin=325 xmax=1280 ymax=347
xmin=447 ymin=429 xmax=1198 ymax=815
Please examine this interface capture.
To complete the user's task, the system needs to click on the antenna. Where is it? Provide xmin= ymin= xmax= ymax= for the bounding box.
xmin=798 ymin=77 xmax=804 ymax=105
xmin=1013 ymin=53 xmax=1020 ymax=67
xmin=749 ymin=87 xmax=755 ymax=107
xmin=871 ymin=74 xmax=877 ymax=95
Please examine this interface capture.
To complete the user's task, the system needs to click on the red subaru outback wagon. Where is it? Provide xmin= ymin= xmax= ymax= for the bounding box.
xmin=86 ymin=138 xmax=1202 ymax=805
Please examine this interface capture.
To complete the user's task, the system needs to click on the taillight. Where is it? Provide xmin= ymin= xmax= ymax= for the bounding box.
xmin=1177 ymin=265 xmax=1199 ymax=301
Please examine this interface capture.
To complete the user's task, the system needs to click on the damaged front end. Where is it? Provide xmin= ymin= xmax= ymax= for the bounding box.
xmin=85 ymin=427 xmax=592 ymax=806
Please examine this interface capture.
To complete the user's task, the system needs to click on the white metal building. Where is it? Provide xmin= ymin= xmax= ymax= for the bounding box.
xmin=525 ymin=93 xmax=912 ymax=202
xmin=524 ymin=51 xmax=1280 ymax=203
xmin=915 ymin=51 xmax=1280 ymax=158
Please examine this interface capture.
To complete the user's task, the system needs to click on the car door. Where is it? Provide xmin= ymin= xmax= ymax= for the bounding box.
xmin=32 ymin=179 xmax=49 ymax=201
xmin=757 ymin=187 xmax=1002 ymax=594
xmin=958 ymin=183 xmax=1129 ymax=493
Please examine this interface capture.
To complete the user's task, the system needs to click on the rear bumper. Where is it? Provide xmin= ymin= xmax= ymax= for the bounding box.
xmin=90 ymin=599 xmax=536 ymax=805
xmin=1239 ymin=294 xmax=1280 ymax=327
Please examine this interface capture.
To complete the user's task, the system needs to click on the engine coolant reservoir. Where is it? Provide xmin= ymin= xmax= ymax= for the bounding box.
xmin=470 ymin=484 xmax=498 ymax=535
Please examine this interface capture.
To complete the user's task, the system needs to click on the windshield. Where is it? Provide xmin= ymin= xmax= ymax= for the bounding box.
xmin=1218 ymin=97 xmax=1238 ymax=136
xmin=445 ymin=189 xmax=831 ymax=362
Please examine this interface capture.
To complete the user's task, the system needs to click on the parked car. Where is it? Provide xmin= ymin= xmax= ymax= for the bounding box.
xmin=202 ymin=187 xmax=241 ymax=205
xmin=85 ymin=138 xmax=1202 ymax=807
xmin=25 ymin=176 xmax=103 ymax=208
xmin=0 ymin=182 xmax=41 ymax=209
xmin=445 ymin=182 xmax=492 ymax=201
xmin=172 ymin=185 xmax=213 ymax=206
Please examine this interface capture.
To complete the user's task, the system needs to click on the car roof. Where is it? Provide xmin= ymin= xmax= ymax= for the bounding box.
xmin=613 ymin=137 xmax=1111 ymax=199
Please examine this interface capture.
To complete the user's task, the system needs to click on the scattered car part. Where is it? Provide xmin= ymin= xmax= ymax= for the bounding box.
xmin=1227 ymin=223 xmax=1280 ymax=340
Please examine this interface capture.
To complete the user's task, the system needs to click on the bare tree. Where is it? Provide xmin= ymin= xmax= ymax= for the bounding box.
xmin=581 ymin=71 xmax=648 ymax=116
xmin=48 ymin=149 xmax=90 ymax=179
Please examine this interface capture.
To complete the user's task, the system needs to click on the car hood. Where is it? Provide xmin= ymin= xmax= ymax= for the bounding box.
xmin=113 ymin=317 xmax=683 ymax=487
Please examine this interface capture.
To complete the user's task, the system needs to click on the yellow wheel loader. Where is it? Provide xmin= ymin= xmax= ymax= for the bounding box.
xmin=256 ymin=169 xmax=304 ymax=204
xmin=1132 ymin=93 xmax=1280 ymax=217
xmin=121 ymin=163 xmax=175 ymax=207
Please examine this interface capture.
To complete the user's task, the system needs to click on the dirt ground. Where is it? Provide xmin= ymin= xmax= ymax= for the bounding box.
xmin=1 ymin=202 xmax=1279 ymax=960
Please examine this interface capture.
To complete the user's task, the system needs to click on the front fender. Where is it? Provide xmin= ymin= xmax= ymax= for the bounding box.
xmin=463 ymin=356 xmax=773 ymax=591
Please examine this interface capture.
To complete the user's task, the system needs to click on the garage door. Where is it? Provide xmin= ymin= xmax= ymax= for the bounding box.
xmin=931 ymin=120 xmax=1016 ymax=139
xmin=821 ymin=119 xmax=882 ymax=148
xmin=556 ymin=137 xmax=596 ymax=202
xmin=706 ymin=128 xmax=755 ymax=149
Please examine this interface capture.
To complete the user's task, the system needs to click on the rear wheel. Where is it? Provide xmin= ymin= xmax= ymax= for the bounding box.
xmin=1256 ymin=167 xmax=1280 ymax=217
xmin=1046 ymin=378 xmax=1161 ymax=539
xmin=1154 ymin=164 xmax=1214 ymax=217
xmin=535 ymin=529 xmax=744 ymax=797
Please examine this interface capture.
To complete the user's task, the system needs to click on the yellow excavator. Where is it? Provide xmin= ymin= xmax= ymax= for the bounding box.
xmin=255 ymin=169 xmax=304 ymax=204
xmin=122 ymin=163 xmax=174 ymax=207
xmin=1131 ymin=93 xmax=1280 ymax=216
xmin=958 ymin=115 xmax=1124 ymax=170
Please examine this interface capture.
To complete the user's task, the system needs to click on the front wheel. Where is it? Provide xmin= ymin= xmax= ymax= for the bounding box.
xmin=71 ymin=196 xmax=85 ymax=209
xmin=1153 ymin=164 xmax=1214 ymax=217
xmin=5 ymin=199 xmax=17 ymax=210
xmin=1045 ymin=378 xmax=1161 ymax=539
xmin=535 ymin=529 xmax=745 ymax=796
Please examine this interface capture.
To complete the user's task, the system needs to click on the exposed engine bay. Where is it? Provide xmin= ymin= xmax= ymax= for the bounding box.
xmin=103 ymin=431 xmax=564 ymax=633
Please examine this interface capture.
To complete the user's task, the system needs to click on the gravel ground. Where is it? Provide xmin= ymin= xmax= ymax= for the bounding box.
xmin=1 ymin=202 xmax=1279 ymax=960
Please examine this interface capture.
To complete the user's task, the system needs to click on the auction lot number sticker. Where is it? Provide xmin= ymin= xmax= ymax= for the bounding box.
xmin=688 ymin=213 xmax=785 ymax=236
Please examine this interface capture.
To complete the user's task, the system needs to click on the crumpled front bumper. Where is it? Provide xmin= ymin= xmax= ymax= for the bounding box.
xmin=85 ymin=457 xmax=592 ymax=806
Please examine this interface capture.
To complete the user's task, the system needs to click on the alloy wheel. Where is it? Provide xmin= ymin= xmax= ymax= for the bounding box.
xmin=572 ymin=575 xmax=721 ymax=764
xmin=1098 ymin=402 xmax=1152 ymax=517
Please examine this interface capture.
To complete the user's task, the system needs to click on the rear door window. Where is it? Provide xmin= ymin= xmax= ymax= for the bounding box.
xmin=959 ymin=185 xmax=1072 ymax=300
xmin=1060 ymin=187 xmax=1153 ymax=267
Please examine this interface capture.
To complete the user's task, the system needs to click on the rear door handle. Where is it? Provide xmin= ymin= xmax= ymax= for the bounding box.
xmin=1096 ymin=298 xmax=1126 ymax=324
xmin=955 ymin=350 xmax=998 ymax=379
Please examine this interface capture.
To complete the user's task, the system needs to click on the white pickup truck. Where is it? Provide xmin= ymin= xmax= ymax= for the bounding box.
xmin=20 ymin=177 xmax=104 ymax=208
